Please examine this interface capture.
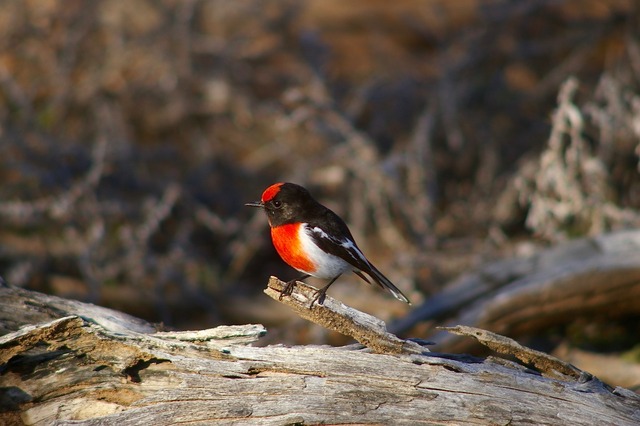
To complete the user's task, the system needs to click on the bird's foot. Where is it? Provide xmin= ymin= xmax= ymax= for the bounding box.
xmin=309 ymin=289 xmax=327 ymax=308
xmin=279 ymin=279 xmax=297 ymax=301
xmin=279 ymin=274 xmax=311 ymax=301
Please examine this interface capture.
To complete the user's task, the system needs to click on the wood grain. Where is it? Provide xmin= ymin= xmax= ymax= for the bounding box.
xmin=1 ymin=285 xmax=639 ymax=425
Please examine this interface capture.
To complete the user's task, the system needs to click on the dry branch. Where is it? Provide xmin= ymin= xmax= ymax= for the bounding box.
xmin=439 ymin=325 xmax=584 ymax=381
xmin=264 ymin=276 xmax=426 ymax=355
xmin=392 ymin=230 xmax=640 ymax=355
xmin=1 ymin=284 xmax=639 ymax=425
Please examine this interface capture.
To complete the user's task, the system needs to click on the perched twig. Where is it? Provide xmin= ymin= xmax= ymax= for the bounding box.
xmin=264 ymin=276 xmax=426 ymax=355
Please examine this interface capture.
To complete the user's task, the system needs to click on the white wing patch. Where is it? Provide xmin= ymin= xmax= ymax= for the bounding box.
xmin=339 ymin=238 xmax=369 ymax=265
xmin=310 ymin=226 xmax=369 ymax=266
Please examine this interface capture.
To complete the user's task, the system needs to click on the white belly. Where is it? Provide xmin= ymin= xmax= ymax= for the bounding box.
xmin=298 ymin=224 xmax=351 ymax=279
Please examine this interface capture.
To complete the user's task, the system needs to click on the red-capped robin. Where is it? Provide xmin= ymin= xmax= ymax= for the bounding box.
xmin=246 ymin=182 xmax=411 ymax=306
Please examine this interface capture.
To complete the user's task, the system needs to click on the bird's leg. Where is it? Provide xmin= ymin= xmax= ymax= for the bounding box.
xmin=280 ymin=274 xmax=310 ymax=300
xmin=310 ymin=275 xmax=341 ymax=307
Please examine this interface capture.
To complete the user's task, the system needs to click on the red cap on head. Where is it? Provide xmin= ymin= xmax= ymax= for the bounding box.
xmin=261 ymin=182 xmax=285 ymax=203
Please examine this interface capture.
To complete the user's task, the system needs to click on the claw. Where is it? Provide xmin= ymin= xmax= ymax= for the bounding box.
xmin=279 ymin=279 xmax=297 ymax=300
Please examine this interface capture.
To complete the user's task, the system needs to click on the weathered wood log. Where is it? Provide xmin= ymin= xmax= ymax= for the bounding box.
xmin=391 ymin=230 xmax=640 ymax=355
xmin=1 ymin=283 xmax=639 ymax=425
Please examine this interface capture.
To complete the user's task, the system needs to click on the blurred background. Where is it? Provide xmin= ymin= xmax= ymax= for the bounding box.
xmin=0 ymin=0 xmax=639 ymax=387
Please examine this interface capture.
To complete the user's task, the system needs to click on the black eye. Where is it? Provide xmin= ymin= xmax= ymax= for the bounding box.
xmin=272 ymin=200 xmax=283 ymax=209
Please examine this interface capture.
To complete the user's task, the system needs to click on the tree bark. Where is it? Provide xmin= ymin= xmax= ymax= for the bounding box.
xmin=1 ymin=283 xmax=639 ymax=426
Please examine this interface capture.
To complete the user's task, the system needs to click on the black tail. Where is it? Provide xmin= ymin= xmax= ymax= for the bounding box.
xmin=357 ymin=264 xmax=411 ymax=304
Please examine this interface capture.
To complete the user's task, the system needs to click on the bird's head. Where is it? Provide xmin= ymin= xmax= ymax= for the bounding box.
xmin=245 ymin=182 xmax=314 ymax=227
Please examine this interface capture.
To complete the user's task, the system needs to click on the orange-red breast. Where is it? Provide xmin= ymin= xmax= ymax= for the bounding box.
xmin=247 ymin=182 xmax=410 ymax=306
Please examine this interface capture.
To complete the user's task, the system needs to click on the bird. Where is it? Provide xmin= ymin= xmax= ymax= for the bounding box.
xmin=246 ymin=182 xmax=410 ymax=306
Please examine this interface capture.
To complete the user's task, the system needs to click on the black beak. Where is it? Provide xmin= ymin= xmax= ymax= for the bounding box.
xmin=245 ymin=201 xmax=263 ymax=208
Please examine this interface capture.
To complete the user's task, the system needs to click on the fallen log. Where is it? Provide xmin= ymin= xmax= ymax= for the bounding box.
xmin=391 ymin=230 xmax=640 ymax=355
xmin=0 ymin=282 xmax=639 ymax=425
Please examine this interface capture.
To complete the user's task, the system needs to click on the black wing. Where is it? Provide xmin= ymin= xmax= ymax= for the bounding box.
xmin=306 ymin=210 xmax=410 ymax=304
xmin=306 ymin=209 xmax=371 ymax=271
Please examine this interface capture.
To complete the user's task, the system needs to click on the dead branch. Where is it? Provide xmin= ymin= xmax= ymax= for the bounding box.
xmin=264 ymin=276 xmax=426 ymax=355
xmin=439 ymin=325 xmax=583 ymax=381
xmin=392 ymin=230 xmax=640 ymax=357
